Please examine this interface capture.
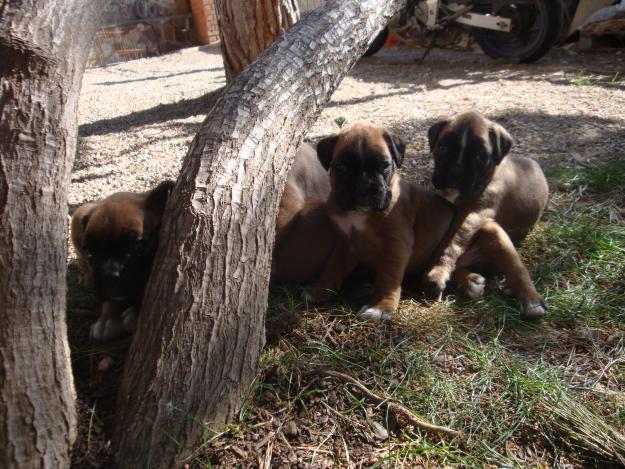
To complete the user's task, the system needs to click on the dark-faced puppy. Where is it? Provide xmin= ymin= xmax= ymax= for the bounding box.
xmin=425 ymin=111 xmax=549 ymax=317
xmin=312 ymin=121 xmax=545 ymax=320
xmin=71 ymin=180 xmax=174 ymax=341
xmin=313 ymin=121 xmax=447 ymax=319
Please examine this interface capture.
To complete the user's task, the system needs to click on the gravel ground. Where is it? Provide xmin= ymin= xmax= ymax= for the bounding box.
xmin=74 ymin=44 xmax=625 ymax=207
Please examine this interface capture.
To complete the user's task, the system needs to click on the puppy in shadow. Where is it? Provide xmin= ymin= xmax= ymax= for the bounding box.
xmin=71 ymin=180 xmax=174 ymax=341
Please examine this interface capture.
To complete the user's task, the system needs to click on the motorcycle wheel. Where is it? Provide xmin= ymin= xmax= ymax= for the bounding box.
xmin=363 ymin=27 xmax=389 ymax=57
xmin=474 ymin=0 xmax=564 ymax=63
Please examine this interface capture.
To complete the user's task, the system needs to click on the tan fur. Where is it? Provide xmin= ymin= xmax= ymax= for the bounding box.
xmin=70 ymin=182 xmax=172 ymax=340
xmin=272 ymin=142 xmax=337 ymax=285
xmin=425 ymin=112 xmax=548 ymax=311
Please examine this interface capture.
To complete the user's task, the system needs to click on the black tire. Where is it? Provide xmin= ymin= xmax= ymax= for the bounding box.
xmin=474 ymin=0 xmax=565 ymax=63
xmin=364 ymin=27 xmax=389 ymax=57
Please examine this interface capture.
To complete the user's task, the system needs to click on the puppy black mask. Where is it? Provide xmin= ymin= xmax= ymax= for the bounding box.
xmin=82 ymin=180 xmax=175 ymax=303
xmin=317 ymin=124 xmax=405 ymax=213
xmin=429 ymin=112 xmax=512 ymax=198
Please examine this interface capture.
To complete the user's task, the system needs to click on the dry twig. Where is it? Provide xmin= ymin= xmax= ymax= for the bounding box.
xmin=322 ymin=370 xmax=464 ymax=439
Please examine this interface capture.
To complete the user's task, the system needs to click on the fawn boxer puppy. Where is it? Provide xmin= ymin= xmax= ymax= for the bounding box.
xmin=272 ymin=142 xmax=338 ymax=285
xmin=424 ymin=111 xmax=548 ymax=317
xmin=71 ymin=180 xmax=174 ymax=341
xmin=313 ymin=121 xmax=544 ymax=320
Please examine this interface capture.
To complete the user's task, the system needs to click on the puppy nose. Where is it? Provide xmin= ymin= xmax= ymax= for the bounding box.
xmin=102 ymin=260 xmax=122 ymax=279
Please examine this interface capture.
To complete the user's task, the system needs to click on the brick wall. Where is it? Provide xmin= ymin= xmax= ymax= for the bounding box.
xmin=190 ymin=0 xmax=220 ymax=44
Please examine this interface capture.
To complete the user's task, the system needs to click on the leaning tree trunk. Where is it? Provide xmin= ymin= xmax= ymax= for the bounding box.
xmin=0 ymin=1 xmax=107 ymax=467
xmin=113 ymin=0 xmax=401 ymax=467
xmin=215 ymin=0 xmax=299 ymax=81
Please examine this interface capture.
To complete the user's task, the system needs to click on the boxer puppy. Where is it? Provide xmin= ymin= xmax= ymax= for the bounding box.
xmin=424 ymin=111 xmax=549 ymax=318
xmin=71 ymin=180 xmax=175 ymax=341
xmin=313 ymin=121 xmax=544 ymax=320
xmin=272 ymin=142 xmax=353 ymax=289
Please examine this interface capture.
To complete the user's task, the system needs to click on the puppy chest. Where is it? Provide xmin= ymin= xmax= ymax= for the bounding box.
xmin=331 ymin=212 xmax=368 ymax=238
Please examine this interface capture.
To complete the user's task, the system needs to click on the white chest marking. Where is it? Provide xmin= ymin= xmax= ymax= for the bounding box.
xmin=442 ymin=189 xmax=461 ymax=204
xmin=332 ymin=212 xmax=368 ymax=237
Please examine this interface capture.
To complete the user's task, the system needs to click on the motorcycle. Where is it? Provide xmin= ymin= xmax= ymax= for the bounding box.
xmin=365 ymin=0 xmax=566 ymax=63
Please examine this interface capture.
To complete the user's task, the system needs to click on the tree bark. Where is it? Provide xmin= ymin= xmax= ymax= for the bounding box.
xmin=0 ymin=1 xmax=108 ymax=467
xmin=114 ymin=0 xmax=401 ymax=467
xmin=216 ymin=0 xmax=300 ymax=81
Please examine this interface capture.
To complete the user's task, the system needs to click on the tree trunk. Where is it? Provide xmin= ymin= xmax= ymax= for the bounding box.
xmin=114 ymin=0 xmax=401 ymax=467
xmin=0 ymin=2 xmax=106 ymax=467
xmin=216 ymin=0 xmax=300 ymax=81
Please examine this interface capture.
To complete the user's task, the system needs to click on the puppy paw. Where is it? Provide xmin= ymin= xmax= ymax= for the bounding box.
xmin=423 ymin=267 xmax=449 ymax=301
xmin=302 ymin=286 xmax=333 ymax=305
xmin=90 ymin=307 xmax=138 ymax=342
xmin=90 ymin=317 xmax=124 ymax=342
xmin=521 ymin=300 xmax=547 ymax=320
xmin=463 ymin=273 xmax=486 ymax=299
xmin=357 ymin=305 xmax=394 ymax=321
xmin=121 ymin=307 xmax=138 ymax=333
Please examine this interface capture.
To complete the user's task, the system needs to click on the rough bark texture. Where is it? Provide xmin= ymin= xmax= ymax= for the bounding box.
xmin=216 ymin=0 xmax=300 ymax=81
xmin=0 ymin=1 xmax=107 ymax=467
xmin=114 ymin=1 xmax=402 ymax=467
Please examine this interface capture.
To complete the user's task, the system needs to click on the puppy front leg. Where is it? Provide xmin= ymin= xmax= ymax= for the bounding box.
xmin=90 ymin=301 xmax=138 ymax=342
xmin=424 ymin=209 xmax=492 ymax=300
xmin=359 ymin=242 xmax=411 ymax=321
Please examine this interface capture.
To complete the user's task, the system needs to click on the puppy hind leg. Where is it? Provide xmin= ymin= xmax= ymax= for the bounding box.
xmin=469 ymin=221 xmax=545 ymax=319
xmin=303 ymin=238 xmax=358 ymax=304
xmin=275 ymin=182 xmax=304 ymax=247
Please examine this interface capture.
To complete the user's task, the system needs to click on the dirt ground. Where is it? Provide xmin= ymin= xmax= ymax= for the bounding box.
xmin=69 ymin=44 xmax=625 ymax=467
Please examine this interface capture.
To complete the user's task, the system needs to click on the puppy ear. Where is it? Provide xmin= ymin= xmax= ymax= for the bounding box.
xmin=146 ymin=179 xmax=176 ymax=214
xmin=489 ymin=123 xmax=513 ymax=164
xmin=427 ymin=120 xmax=449 ymax=152
xmin=383 ymin=131 xmax=406 ymax=168
xmin=70 ymin=202 xmax=97 ymax=248
xmin=316 ymin=135 xmax=338 ymax=171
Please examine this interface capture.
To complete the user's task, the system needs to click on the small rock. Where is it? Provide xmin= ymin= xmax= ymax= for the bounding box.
xmin=369 ymin=421 xmax=388 ymax=441
xmin=573 ymin=326 xmax=604 ymax=342
xmin=607 ymin=330 xmax=625 ymax=344
xmin=433 ymin=353 xmax=451 ymax=363
xmin=284 ymin=420 xmax=299 ymax=438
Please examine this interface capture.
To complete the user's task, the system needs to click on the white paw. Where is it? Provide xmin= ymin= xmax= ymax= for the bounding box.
xmin=358 ymin=305 xmax=394 ymax=321
xmin=90 ymin=307 xmax=138 ymax=342
xmin=90 ymin=317 xmax=124 ymax=342
xmin=522 ymin=302 xmax=547 ymax=319
xmin=121 ymin=307 xmax=138 ymax=333
xmin=464 ymin=274 xmax=486 ymax=299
